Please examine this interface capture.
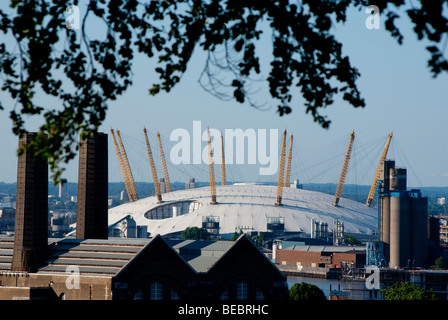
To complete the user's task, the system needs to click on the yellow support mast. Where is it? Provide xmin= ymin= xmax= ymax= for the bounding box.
xmin=220 ymin=132 xmax=226 ymax=186
xmin=111 ymin=129 xmax=134 ymax=202
xmin=284 ymin=134 xmax=294 ymax=188
xmin=207 ymin=127 xmax=217 ymax=204
xmin=366 ymin=132 xmax=393 ymax=207
xmin=116 ymin=129 xmax=139 ymax=202
xmin=143 ymin=127 xmax=162 ymax=203
xmin=157 ymin=132 xmax=171 ymax=193
xmin=333 ymin=131 xmax=355 ymax=207
xmin=276 ymin=129 xmax=287 ymax=206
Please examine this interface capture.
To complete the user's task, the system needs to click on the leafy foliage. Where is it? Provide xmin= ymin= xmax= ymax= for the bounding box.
xmin=0 ymin=1 xmax=447 ymax=181
xmin=289 ymin=282 xmax=327 ymax=300
xmin=430 ymin=256 xmax=448 ymax=270
xmin=380 ymin=282 xmax=437 ymax=300
xmin=181 ymin=226 xmax=211 ymax=240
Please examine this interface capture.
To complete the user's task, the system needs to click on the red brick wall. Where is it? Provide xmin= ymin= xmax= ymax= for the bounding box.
xmin=276 ymin=249 xmax=365 ymax=268
xmin=276 ymin=250 xmax=322 ymax=267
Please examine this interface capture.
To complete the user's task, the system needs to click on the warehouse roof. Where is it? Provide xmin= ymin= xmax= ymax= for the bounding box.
xmin=0 ymin=234 xmax=267 ymax=276
xmin=282 ymin=244 xmax=366 ymax=253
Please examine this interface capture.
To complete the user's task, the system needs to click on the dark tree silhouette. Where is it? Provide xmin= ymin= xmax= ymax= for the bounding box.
xmin=0 ymin=0 xmax=447 ymax=181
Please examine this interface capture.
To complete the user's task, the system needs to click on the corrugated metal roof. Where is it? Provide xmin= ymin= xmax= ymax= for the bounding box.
xmin=37 ymin=237 xmax=150 ymax=276
xmin=0 ymin=236 xmax=253 ymax=276
xmin=284 ymin=245 xmax=366 ymax=253
xmin=166 ymin=239 xmax=234 ymax=272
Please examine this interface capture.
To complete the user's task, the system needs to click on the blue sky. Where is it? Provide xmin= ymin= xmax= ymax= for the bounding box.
xmin=0 ymin=5 xmax=447 ymax=189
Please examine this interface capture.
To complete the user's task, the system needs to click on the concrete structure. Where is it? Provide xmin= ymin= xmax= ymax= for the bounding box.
xmin=11 ymin=133 xmax=48 ymax=272
xmin=58 ymin=178 xmax=68 ymax=201
xmin=108 ymin=184 xmax=378 ymax=239
xmin=185 ymin=178 xmax=196 ymax=189
xmin=76 ymin=133 xmax=108 ymax=240
xmin=379 ymin=160 xmax=428 ymax=268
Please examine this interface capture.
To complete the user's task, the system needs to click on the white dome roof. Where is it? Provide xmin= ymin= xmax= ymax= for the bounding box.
xmin=108 ymin=184 xmax=378 ymax=237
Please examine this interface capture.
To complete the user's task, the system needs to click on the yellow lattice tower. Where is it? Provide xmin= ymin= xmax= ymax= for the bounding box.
xmin=111 ymin=128 xmax=134 ymax=202
xmin=366 ymin=132 xmax=393 ymax=207
xmin=284 ymin=134 xmax=294 ymax=188
xmin=207 ymin=127 xmax=217 ymax=204
xmin=276 ymin=129 xmax=287 ymax=206
xmin=116 ymin=129 xmax=139 ymax=202
xmin=143 ymin=127 xmax=162 ymax=203
xmin=157 ymin=132 xmax=171 ymax=193
xmin=220 ymin=132 xmax=226 ymax=186
xmin=333 ymin=131 xmax=355 ymax=206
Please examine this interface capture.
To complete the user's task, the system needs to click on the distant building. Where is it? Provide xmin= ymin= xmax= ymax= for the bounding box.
xmin=290 ymin=179 xmax=303 ymax=189
xmin=159 ymin=178 xmax=166 ymax=193
xmin=439 ymin=216 xmax=448 ymax=244
xmin=50 ymin=211 xmax=76 ymax=236
xmin=185 ymin=178 xmax=196 ymax=189
xmin=58 ymin=179 xmax=68 ymax=201
xmin=0 ymin=207 xmax=15 ymax=233
xmin=276 ymin=244 xmax=366 ymax=269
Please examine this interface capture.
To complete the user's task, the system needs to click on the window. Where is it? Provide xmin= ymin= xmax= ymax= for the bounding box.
xmin=150 ymin=281 xmax=163 ymax=300
xmin=133 ymin=289 xmax=143 ymax=300
xmin=256 ymin=288 xmax=264 ymax=300
xmin=236 ymin=281 xmax=249 ymax=300
xmin=220 ymin=288 xmax=229 ymax=300
xmin=170 ymin=289 xmax=180 ymax=300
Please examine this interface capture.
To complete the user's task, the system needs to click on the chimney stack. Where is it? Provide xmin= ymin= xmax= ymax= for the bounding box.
xmin=11 ymin=133 xmax=49 ymax=272
xmin=76 ymin=132 xmax=108 ymax=239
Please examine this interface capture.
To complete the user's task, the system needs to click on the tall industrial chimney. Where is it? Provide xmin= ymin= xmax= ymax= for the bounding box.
xmin=11 ymin=133 xmax=49 ymax=272
xmin=76 ymin=132 xmax=108 ymax=239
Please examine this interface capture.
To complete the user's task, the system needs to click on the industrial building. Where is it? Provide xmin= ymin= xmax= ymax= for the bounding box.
xmin=0 ymin=132 xmax=288 ymax=300
xmin=275 ymin=244 xmax=366 ymax=269
xmin=1 ymin=127 xmax=440 ymax=300
xmin=0 ymin=234 xmax=287 ymax=300
xmin=375 ymin=160 xmax=429 ymax=269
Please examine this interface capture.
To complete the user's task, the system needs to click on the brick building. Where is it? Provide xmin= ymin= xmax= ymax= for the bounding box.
xmin=276 ymin=245 xmax=366 ymax=268
xmin=0 ymin=234 xmax=288 ymax=300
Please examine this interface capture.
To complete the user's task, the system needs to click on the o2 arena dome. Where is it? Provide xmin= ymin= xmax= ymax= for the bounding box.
xmin=106 ymin=128 xmax=385 ymax=240
xmin=108 ymin=183 xmax=378 ymax=239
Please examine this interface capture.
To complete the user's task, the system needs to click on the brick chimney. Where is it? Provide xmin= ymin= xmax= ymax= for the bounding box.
xmin=11 ymin=133 xmax=49 ymax=272
xmin=76 ymin=133 xmax=108 ymax=239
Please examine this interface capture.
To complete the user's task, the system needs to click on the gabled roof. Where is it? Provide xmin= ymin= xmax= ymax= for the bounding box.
xmin=166 ymin=239 xmax=235 ymax=273
xmin=0 ymin=235 xmax=280 ymax=278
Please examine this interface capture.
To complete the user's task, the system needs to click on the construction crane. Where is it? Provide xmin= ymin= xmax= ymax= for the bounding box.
xmin=276 ymin=129 xmax=287 ymax=206
xmin=333 ymin=131 xmax=355 ymax=207
xmin=284 ymin=134 xmax=293 ymax=188
xmin=156 ymin=132 xmax=171 ymax=193
xmin=143 ymin=127 xmax=162 ymax=203
xmin=366 ymin=132 xmax=393 ymax=207
xmin=207 ymin=127 xmax=217 ymax=204
xmin=111 ymin=129 xmax=139 ymax=202
xmin=220 ymin=132 xmax=226 ymax=186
